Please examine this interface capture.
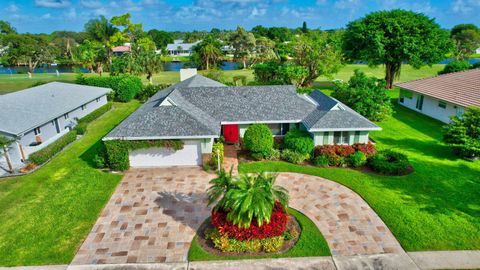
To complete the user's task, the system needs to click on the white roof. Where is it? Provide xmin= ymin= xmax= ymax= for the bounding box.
xmin=166 ymin=41 xmax=200 ymax=51
xmin=0 ymin=82 xmax=111 ymax=136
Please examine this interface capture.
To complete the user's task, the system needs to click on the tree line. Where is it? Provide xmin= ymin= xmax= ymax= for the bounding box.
xmin=0 ymin=10 xmax=479 ymax=88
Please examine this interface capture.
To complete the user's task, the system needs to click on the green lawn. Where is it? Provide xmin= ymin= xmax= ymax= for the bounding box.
xmin=0 ymin=64 xmax=443 ymax=94
xmin=240 ymin=92 xmax=480 ymax=251
xmin=0 ymin=101 xmax=140 ymax=266
xmin=188 ymin=208 xmax=330 ymax=261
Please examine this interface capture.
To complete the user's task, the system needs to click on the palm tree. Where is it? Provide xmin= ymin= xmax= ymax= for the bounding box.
xmin=199 ymin=43 xmax=222 ymax=70
xmin=209 ymin=171 xmax=289 ymax=229
xmin=137 ymin=50 xmax=163 ymax=84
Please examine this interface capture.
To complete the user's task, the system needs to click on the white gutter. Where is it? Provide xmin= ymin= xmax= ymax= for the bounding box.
xmin=308 ymin=127 xmax=382 ymax=132
xmin=102 ymin=135 xmax=219 ymax=141
xmin=221 ymin=120 xmax=302 ymax=124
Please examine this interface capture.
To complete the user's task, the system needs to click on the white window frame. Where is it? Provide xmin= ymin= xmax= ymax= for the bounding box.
xmin=333 ymin=131 xmax=350 ymax=145
xmin=438 ymin=101 xmax=447 ymax=109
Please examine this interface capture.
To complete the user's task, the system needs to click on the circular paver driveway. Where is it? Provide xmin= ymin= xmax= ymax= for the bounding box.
xmin=72 ymin=167 xmax=403 ymax=265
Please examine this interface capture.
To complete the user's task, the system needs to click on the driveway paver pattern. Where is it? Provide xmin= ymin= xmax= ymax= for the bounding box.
xmin=72 ymin=167 xmax=403 ymax=265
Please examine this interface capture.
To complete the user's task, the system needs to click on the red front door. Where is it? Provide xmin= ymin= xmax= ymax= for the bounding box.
xmin=223 ymin=124 xmax=239 ymax=144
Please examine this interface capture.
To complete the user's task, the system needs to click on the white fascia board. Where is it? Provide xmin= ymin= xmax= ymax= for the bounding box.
xmin=102 ymin=135 xmax=219 ymax=141
xmin=308 ymin=127 xmax=382 ymax=132
xmin=221 ymin=120 xmax=302 ymax=125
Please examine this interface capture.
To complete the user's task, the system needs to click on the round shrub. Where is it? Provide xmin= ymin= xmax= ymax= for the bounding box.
xmin=313 ymin=154 xmax=329 ymax=167
xmin=243 ymin=124 xmax=274 ymax=156
xmin=283 ymin=129 xmax=314 ymax=155
xmin=348 ymin=151 xmax=367 ymax=167
xmin=211 ymin=202 xmax=288 ymax=241
xmin=117 ymin=76 xmax=143 ymax=102
xmin=368 ymin=150 xmax=412 ymax=175
xmin=281 ymin=149 xmax=308 ymax=164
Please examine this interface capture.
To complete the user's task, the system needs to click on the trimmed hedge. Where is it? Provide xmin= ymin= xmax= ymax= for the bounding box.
xmin=104 ymin=140 xmax=184 ymax=171
xmin=243 ymin=124 xmax=274 ymax=157
xmin=283 ymin=129 xmax=314 ymax=155
xmin=29 ymin=131 xmax=77 ymax=165
xmin=74 ymin=103 xmax=113 ymax=135
xmin=368 ymin=150 xmax=411 ymax=175
xmin=76 ymin=74 xmax=142 ymax=102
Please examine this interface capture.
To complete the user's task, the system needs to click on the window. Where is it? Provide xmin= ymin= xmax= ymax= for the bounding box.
xmin=281 ymin=123 xmax=290 ymax=135
xmin=354 ymin=131 xmax=361 ymax=143
xmin=64 ymin=113 xmax=69 ymax=119
xmin=96 ymin=98 xmax=100 ymax=102
xmin=399 ymin=97 xmax=404 ymax=103
xmin=333 ymin=131 xmax=350 ymax=145
xmin=34 ymin=127 xmax=41 ymax=135
xmin=416 ymin=95 xmax=424 ymax=110
xmin=81 ymin=105 xmax=86 ymax=110
xmin=267 ymin=123 xmax=282 ymax=135
xmin=438 ymin=101 xmax=447 ymax=109
xmin=323 ymin=132 xmax=329 ymax=145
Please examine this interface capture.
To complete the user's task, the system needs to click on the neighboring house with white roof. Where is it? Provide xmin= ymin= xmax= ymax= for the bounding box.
xmin=166 ymin=39 xmax=200 ymax=56
xmin=104 ymin=69 xmax=380 ymax=168
xmin=0 ymin=82 xmax=110 ymax=172
xmin=395 ymin=69 xmax=480 ymax=123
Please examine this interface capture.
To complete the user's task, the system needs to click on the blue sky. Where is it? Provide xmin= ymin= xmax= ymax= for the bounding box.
xmin=1 ymin=0 xmax=479 ymax=33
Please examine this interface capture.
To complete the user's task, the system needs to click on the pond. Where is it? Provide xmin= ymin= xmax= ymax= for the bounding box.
xmin=0 ymin=61 xmax=241 ymax=74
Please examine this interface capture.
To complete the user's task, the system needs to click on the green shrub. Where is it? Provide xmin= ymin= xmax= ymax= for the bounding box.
xmin=438 ymin=60 xmax=472 ymax=75
xmin=104 ymin=139 xmax=184 ymax=171
xmin=76 ymin=74 xmax=142 ymax=102
xmin=137 ymin=84 xmax=169 ymax=102
xmin=348 ymin=151 xmax=367 ymax=167
xmin=265 ymin=148 xmax=281 ymax=161
xmin=210 ymin=142 xmax=224 ymax=169
xmin=313 ymin=154 xmax=329 ymax=167
xmin=29 ymin=131 xmax=77 ymax=165
xmin=93 ymin=154 xmax=106 ymax=168
xmin=74 ymin=122 xmax=88 ymax=135
xmin=251 ymin=152 xmax=265 ymax=161
xmin=443 ymin=106 xmax=480 ymax=159
xmin=205 ymin=228 xmax=284 ymax=253
xmin=283 ymin=129 xmax=314 ymax=155
xmin=368 ymin=150 xmax=411 ymax=175
xmin=261 ymin=236 xmax=284 ymax=253
xmin=78 ymin=103 xmax=112 ymax=124
xmin=327 ymin=154 xmax=343 ymax=166
xmin=243 ymin=124 xmax=274 ymax=157
xmin=117 ymin=76 xmax=143 ymax=102
xmin=74 ymin=103 xmax=112 ymax=135
xmin=281 ymin=149 xmax=308 ymax=164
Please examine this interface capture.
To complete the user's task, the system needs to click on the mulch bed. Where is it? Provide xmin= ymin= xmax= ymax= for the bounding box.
xmin=196 ymin=215 xmax=301 ymax=257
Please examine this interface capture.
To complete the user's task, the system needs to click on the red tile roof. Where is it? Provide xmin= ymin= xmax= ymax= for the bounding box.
xmin=112 ymin=45 xmax=131 ymax=52
xmin=395 ymin=68 xmax=480 ymax=108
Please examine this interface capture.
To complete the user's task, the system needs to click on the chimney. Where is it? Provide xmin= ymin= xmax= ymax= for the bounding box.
xmin=180 ymin=68 xmax=197 ymax=81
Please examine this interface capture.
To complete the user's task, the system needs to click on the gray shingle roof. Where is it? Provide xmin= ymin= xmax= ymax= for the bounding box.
xmin=303 ymin=91 xmax=381 ymax=131
xmin=105 ymin=75 xmax=380 ymax=140
xmin=0 ymin=82 xmax=111 ymax=136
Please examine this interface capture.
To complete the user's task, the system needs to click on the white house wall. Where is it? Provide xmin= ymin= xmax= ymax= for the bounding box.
xmin=399 ymin=91 xmax=461 ymax=123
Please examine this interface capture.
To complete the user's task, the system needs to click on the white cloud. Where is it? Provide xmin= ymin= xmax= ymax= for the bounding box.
xmin=334 ymin=0 xmax=360 ymax=9
xmin=66 ymin=8 xmax=77 ymax=19
xmin=6 ymin=4 xmax=19 ymax=13
xmin=250 ymin=7 xmax=266 ymax=17
xmin=316 ymin=0 xmax=327 ymax=5
xmin=452 ymin=0 xmax=480 ymax=13
xmin=41 ymin=13 xmax=52 ymax=19
xmin=80 ymin=0 xmax=102 ymax=9
xmin=35 ymin=0 xmax=71 ymax=8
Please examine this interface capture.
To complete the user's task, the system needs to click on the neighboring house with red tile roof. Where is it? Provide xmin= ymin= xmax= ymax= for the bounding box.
xmin=112 ymin=44 xmax=131 ymax=56
xmin=395 ymin=69 xmax=480 ymax=123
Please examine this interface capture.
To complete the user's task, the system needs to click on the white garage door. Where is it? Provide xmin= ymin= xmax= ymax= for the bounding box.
xmin=129 ymin=140 xmax=202 ymax=167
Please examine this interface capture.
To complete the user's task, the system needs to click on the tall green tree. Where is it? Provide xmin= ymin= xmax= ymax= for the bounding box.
xmin=343 ymin=9 xmax=452 ymax=89
xmin=292 ymin=31 xmax=343 ymax=87
xmin=302 ymin=21 xmax=308 ymax=33
xmin=74 ymin=40 xmax=107 ymax=74
xmin=443 ymin=106 xmax=480 ymax=158
xmin=110 ymin=13 xmax=144 ymax=43
xmin=192 ymin=35 xmax=223 ymax=70
xmin=147 ymin=29 xmax=174 ymax=51
xmin=84 ymin=16 xmax=118 ymax=63
xmin=3 ymin=34 xmax=55 ymax=76
xmin=135 ymin=49 xmax=163 ymax=83
xmin=0 ymin=20 xmax=16 ymax=35
xmin=252 ymin=36 xmax=277 ymax=63
xmin=451 ymin=24 xmax=480 ymax=60
xmin=230 ymin=26 xmax=256 ymax=69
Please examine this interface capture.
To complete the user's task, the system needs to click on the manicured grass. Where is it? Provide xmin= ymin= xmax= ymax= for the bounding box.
xmin=0 ymin=64 xmax=442 ymax=95
xmin=0 ymin=101 xmax=140 ymax=266
xmin=188 ymin=208 xmax=330 ymax=261
xmin=239 ymin=95 xmax=480 ymax=252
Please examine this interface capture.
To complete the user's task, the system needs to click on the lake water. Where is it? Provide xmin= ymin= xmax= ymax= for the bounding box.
xmin=0 ymin=61 xmax=241 ymax=74
xmin=0 ymin=58 xmax=477 ymax=74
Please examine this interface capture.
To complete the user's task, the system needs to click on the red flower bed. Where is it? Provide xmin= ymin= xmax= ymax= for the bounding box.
xmin=352 ymin=143 xmax=376 ymax=156
xmin=314 ymin=145 xmax=355 ymax=157
xmin=211 ymin=202 xmax=288 ymax=241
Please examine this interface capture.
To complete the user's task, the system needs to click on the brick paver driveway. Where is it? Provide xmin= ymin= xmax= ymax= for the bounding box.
xmin=72 ymin=167 xmax=403 ymax=265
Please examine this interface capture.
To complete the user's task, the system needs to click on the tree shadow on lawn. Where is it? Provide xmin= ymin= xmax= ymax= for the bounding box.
xmin=154 ymin=191 xmax=211 ymax=232
xmin=372 ymin=161 xmax=480 ymax=219
xmin=376 ymin=137 xmax=456 ymax=161
xmin=79 ymin=140 xmax=106 ymax=169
